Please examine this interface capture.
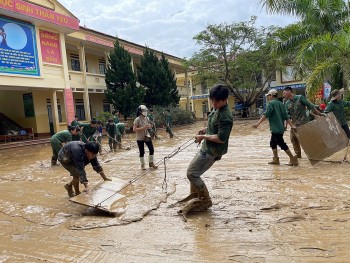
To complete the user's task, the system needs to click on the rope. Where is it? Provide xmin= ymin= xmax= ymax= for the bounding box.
xmin=95 ymin=137 xmax=197 ymax=208
xmin=161 ymin=138 xmax=197 ymax=191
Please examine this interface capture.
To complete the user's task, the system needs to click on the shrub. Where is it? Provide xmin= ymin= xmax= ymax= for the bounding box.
xmin=95 ymin=111 xmax=113 ymax=127
xmin=150 ymin=106 xmax=195 ymax=128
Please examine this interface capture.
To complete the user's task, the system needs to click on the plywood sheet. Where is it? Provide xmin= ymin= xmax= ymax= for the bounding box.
xmin=69 ymin=177 xmax=128 ymax=212
xmin=297 ymin=112 xmax=348 ymax=165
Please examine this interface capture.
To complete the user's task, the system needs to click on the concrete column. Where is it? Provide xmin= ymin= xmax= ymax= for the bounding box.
xmin=189 ymin=77 xmax=194 ymax=112
xmin=130 ymin=57 xmax=135 ymax=74
xmin=52 ymin=90 xmax=60 ymax=133
xmin=78 ymin=45 xmax=91 ymax=120
xmin=185 ymin=70 xmax=190 ymax=112
xmin=207 ymin=97 xmax=212 ymax=111
xmin=60 ymin=33 xmax=70 ymax=90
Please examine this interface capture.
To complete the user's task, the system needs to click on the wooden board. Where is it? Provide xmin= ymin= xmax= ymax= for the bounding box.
xmin=69 ymin=177 xmax=128 ymax=212
xmin=297 ymin=112 xmax=348 ymax=165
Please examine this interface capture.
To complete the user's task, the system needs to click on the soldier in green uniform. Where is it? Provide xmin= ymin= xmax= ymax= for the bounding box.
xmin=325 ymin=88 xmax=350 ymax=138
xmin=165 ymin=109 xmax=174 ymax=138
xmin=70 ymin=115 xmax=81 ymax=141
xmin=178 ymin=84 xmax=233 ymax=219
xmin=113 ymin=110 xmax=120 ymax=124
xmin=116 ymin=122 xmax=127 ymax=149
xmin=106 ymin=118 xmax=117 ymax=152
xmin=282 ymin=86 xmax=323 ymax=158
xmin=253 ymin=89 xmax=298 ymax=166
xmin=50 ymin=126 xmax=79 ymax=165
xmin=81 ymin=119 xmax=97 ymax=143
xmin=148 ymin=108 xmax=158 ymax=139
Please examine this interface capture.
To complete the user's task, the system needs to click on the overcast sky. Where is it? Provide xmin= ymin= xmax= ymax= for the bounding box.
xmin=59 ymin=0 xmax=297 ymax=58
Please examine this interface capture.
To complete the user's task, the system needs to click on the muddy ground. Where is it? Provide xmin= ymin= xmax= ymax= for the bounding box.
xmin=0 ymin=120 xmax=350 ymax=263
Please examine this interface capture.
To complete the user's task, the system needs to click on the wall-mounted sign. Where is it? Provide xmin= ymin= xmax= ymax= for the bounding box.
xmin=0 ymin=0 xmax=79 ymax=30
xmin=39 ymin=30 xmax=61 ymax=64
xmin=0 ymin=16 xmax=40 ymax=76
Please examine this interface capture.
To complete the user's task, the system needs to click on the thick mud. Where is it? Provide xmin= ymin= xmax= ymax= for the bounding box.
xmin=0 ymin=120 xmax=350 ymax=262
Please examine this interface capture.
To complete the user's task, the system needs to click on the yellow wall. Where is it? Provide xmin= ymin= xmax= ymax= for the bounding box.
xmin=0 ymin=91 xmax=37 ymax=130
xmin=89 ymin=93 xmax=106 ymax=117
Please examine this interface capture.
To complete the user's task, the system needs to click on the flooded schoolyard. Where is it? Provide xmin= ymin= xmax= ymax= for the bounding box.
xmin=0 ymin=120 xmax=350 ymax=262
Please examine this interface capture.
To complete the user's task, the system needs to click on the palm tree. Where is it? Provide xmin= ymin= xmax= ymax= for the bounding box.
xmin=260 ymin=0 xmax=350 ymax=98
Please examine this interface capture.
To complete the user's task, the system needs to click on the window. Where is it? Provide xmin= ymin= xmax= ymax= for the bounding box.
xmin=70 ymin=54 xmax=80 ymax=71
xmin=103 ymin=100 xmax=110 ymax=112
xmin=75 ymin=99 xmax=85 ymax=120
xmin=99 ymin=59 xmax=106 ymax=74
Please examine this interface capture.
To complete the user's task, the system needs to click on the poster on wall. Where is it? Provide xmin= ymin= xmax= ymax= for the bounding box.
xmin=39 ymin=30 xmax=62 ymax=64
xmin=0 ymin=16 xmax=40 ymax=76
xmin=23 ymin=93 xmax=35 ymax=117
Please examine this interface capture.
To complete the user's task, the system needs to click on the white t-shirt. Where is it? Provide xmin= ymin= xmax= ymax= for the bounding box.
xmin=133 ymin=116 xmax=150 ymax=141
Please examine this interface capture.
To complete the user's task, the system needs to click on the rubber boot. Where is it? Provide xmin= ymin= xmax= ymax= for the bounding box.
xmin=268 ymin=149 xmax=280 ymax=165
xmin=178 ymin=184 xmax=212 ymax=221
xmin=73 ymin=181 xmax=81 ymax=196
xmin=51 ymin=157 xmax=58 ymax=166
xmin=285 ymin=149 xmax=298 ymax=166
xmin=178 ymin=183 xmax=198 ymax=203
xmin=295 ymin=152 xmax=302 ymax=159
xmin=149 ymin=155 xmax=158 ymax=169
xmin=64 ymin=183 xmax=74 ymax=197
xmin=140 ymin=157 xmax=146 ymax=170
xmin=113 ymin=143 xmax=117 ymax=152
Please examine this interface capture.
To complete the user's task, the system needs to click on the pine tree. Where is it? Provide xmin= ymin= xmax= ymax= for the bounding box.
xmin=160 ymin=53 xmax=180 ymax=106
xmin=105 ymin=39 xmax=144 ymax=119
xmin=137 ymin=47 xmax=179 ymax=107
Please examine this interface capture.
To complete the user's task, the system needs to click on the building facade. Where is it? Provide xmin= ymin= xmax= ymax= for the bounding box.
xmin=0 ymin=0 xmax=184 ymax=136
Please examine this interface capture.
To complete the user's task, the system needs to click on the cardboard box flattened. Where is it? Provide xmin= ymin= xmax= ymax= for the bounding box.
xmin=69 ymin=177 xmax=128 ymax=212
xmin=297 ymin=112 xmax=348 ymax=165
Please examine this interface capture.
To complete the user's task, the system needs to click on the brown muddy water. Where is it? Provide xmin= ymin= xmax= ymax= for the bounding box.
xmin=0 ymin=120 xmax=350 ymax=262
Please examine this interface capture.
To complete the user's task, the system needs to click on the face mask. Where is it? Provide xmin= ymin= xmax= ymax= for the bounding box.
xmin=142 ymin=111 xmax=148 ymax=117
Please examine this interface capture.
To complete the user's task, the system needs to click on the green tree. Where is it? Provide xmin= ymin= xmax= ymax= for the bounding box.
xmin=160 ymin=53 xmax=180 ymax=105
xmin=137 ymin=47 xmax=179 ymax=107
xmin=105 ymin=39 xmax=144 ymax=119
xmin=261 ymin=0 xmax=350 ymax=98
xmin=189 ymin=17 xmax=280 ymax=113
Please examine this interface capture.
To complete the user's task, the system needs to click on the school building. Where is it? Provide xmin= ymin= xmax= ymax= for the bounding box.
xmin=0 ymin=0 xmax=185 ymax=137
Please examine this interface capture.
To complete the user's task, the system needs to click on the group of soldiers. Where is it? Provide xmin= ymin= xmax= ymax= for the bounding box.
xmin=253 ymin=86 xmax=350 ymax=165
xmin=45 ymin=84 xmax=350 ymax=221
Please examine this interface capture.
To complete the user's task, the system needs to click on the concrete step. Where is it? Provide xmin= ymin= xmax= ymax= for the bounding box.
xmin=0 ymin=138 xmax=50 ymax=150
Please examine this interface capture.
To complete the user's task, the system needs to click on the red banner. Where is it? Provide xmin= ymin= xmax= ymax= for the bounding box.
xmin=39 ymin=30 xmax=61 ymax=64
xmin=64 ymin=89 xmax=75 ymax=124
xmin=0 ymin=0 xmax=79 ymax=30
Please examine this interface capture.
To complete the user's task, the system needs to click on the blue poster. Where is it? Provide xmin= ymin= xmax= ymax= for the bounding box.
xmin=0 ymin=16 xmax=40 ymax=76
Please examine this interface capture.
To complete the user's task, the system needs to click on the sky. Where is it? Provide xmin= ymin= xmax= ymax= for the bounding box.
xmin=59 ymin=0 xmax=297 ymax=58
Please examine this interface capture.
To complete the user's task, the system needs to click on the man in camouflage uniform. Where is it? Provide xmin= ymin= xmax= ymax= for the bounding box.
xmin=106 ymin=118 xmax=117 ymax=152
xmin=283 ymin=86 xmax=323 ymax=158
xmin=325 ymin=88 xmax=350 ymax=138
xmin=165 ymin=109 xmax=174 ymax=138
xmin=116 ymin=122 xmax=127 ymax=149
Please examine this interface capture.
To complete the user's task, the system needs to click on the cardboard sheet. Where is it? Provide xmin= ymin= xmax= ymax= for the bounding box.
xmin=297 ymin=112 xmax=349 ymax=165
xmin=69 ymin=177 xmax=128 ymax=212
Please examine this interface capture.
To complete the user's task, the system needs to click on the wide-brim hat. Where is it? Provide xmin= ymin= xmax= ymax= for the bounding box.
xmin=331 ymin=88 xmax=344 ymax=101
xmin=265 ymin=89 xmax=278 ymax=96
